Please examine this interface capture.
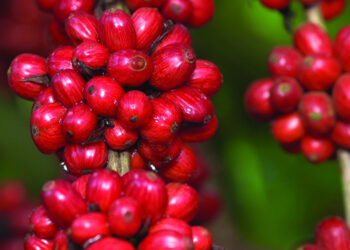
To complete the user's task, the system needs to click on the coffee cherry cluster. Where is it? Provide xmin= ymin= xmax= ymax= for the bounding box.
xmin=25 ymin=168 xmax=213 ymax=250
xmin=8 ymin=6 xmax=222 ymax=179
xmin=299 ymin=217 xmax=350 ymax=250
xmin=245 ymin=22 xmax=350 ymax=164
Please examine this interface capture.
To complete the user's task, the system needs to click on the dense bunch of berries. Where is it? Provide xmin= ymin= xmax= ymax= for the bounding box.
xmin=25 ymin=169 xmax=213 ymax=250
xmin=245 ymin=22 xmax=350 ymax=164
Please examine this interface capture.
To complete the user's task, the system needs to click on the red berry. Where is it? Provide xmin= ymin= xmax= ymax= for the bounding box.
xmin=149 ymin=218 xmax=193 ymax=238
xmin=41 ymin=179 xmax=87 ymax=227
xmin=84 ymin=76 xmax=125 ymax=117
xmin=180 ymin=114 xmax=218 ymax=143
xmin=73 ymin=41 xmax=109 ymax=70
xmin=49 ymin=19 xmax=72 ymax=45
xmin=51 ymin=69 xmax=85 ymax=108
xmin=32 ymin=87 xmax=56 ymax=112
xmin=321 ymin=0 xmax=346 ymax=20
xmin=194 ymin=189 xmax=222 ymax=224
xmin=54 ymin=0 xmax=95 ymax=22
xmin=62 ymin=103 xmax=98 ymax=143
xmin=162 ymin=0 xmax=193 ymax=23
xmin=86 ymin=169 xmax=122 ymax=213
xmin=192 ymin=226 xmax=213 ymax=250
xmin=31 ymin=103 xmax=67 ymax=154
xmin=36 ymin=0 xmax=56 ymax=11
xmin=0 ymin=181 xmax=26 ymax=212
xmin=30 ymin=205 xmax=58 ymax=239
xmin=72 ymin=174 xmax=91 ymax=199
xmin=64 ymin=142 xmax=108 ymax=175
xmin=188 ymin=157 xmax=209 ymax=188
xmin=259 ymin=0 xmax=290 ymax=9
xmin=335 ymin=26 xmax=350 ymax=72
xmin=331 ymin=121 xmax=350 ymax=148
xmin=105 ymin=120 xmax=138 ymax=150
xmin=140 ymin=97 xmax=182 ymax=144
xmin=24 ymin=235 xmax=53 ymax=250
xmin=139 ymin=230 xmax=194 ymax=250
xmin=272 ymin=112 xmax=305 ymax=144
xmin=300 ymin=244 xmax=325 ymax=250
xmin=131 ymin=7 xmax=164 ymax=51
xmin=86 ymin=237 xmax=135 ymax=250
xmin=301 ymin=136 xmax=334 ymax=163
xmin=108 ymin=197 xmax=142 ymax=238
xmin=126 ymin=0 xmax=165 ymax=9
xmin=8 ymin=53 xmax=47 ymax=100
xmin=69 ymin=212 xmax=109 ymax=245
xmin=333 ymin=74 xmax=350 ymax=121
xmin=281 ymin=141 xmax=301 ymax=154
xmin=107 ymin=49 xmax=153 ymax=87
xmin=47 ymin=46 xmax=74 ymax=77
xmin=98 ymin=10 xmax=136 ymax=52
xmin=188 ymin=0 xmax=215 ymax=27
xmin=131 ymin=149 xmax=147 ymax=170
xmin=65 ymin=12 xmax=98 ymax=45
xmin=150 ymin=43 xmax=196 ymax=91
xmin=268 ymin=46 xmax=303 ymax=78
xmin=294 ymin=23 xmax=333 ymax=56
xmin=53 ymin=230 xmax=68 ymax=250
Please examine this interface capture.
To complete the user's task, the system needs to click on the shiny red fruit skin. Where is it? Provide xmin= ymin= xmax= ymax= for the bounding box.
xmin=47 ymin=46 xmax=74 ymax=77
xmin=299 ymin=92 xmax=335 ymax=135
xmin=36 ymin=0 xmax=56 ymax=11
xmin=30 ymin=103 xmax=67 ymax=154
xmin=187 ymin=0 xmax=214 ymax=27
xmin=72 ymin=174 xmax=91 ymax=199
xmin=301 ymin=244 xmax=326 ymax=250
xmin=131 ymin=149 xmax=147 ymax=170
xmin=64 ymin=142 xmax=108 ymax=175
xmin=117 ymin=91 xmax=152 ymax=129
xmin=180 ymin=114 xmax=218 ymax=143
xmin=105 ymin=120 xmax=138 ymax=150
xmin=24 ymin=235 xmax=53 ymax=250
xmin=268 ymin=46 xmax=303 ymax=78
xmin=69 ymin=212 xmax=109 ymax=245
xmin=32 ymin=87 xmax=56 ymax=112
xmin=149 ymin=218 xmax=192 ymax=238
xmin=53 ymin=230 xmax=68 ymax=250
xmin=52 ymin=69 xmax=85 ymax=108
xmin=321 ymin=0 xmax=346 ymax=20
xmin=298 ymin=54 xmax=341 ymax=91
xmin=294 ymin=23 xmax=333 ymax=56
xmin=150 ymin=43 xmax=196 ymax=91
xmin=132 ymin=7 xmax=164 ymax=51
xmin=301 ymin=136 xmax=334 ymax=164
xmin=62 ymin=103 xmax=98 ymax=143
xmin=335 ymin=26 xmax=350 ymax=72
xmin=107 ymin=49 xmax=153 ymax=87
xmin=244 ymin=78 xmax=275 ymax=120
xmin=65 ymin=12 xmax=98 ymax=45
xmin=140 ymin=98 xmax=182 ymax=144
xmin=272 ymin=112 xmax=305 ymax=144
xmin=192 ymin=226 xmax=213 ymax=250
xmin=30 ymin=205 xmax=58 ymax=239
xmin=259 ymin=0 xmax=290 ymax=9
xmin=123 ymin=170 xmax=168 ymax=221
xmin=126 ymin=0 xmax=165 ymax=9
xmin=331 ymin=121 xmax=350 ymax=148
xmin=84 ymin=76 xmax=124 ymax=117
xmin=8 ymin=53 xmax=47 ymax=100
xmin=333 ymin=74 xmax=350 ymax=121
xmin=161 ymin=144 xmax=197 ymax=183
xmin=162 ymin=0 xmax=193 ymax=23
xmin=73 ymin=41 xmax=109 ymax=70
xmin=54 ymin=0 xmax=95 ymax=22
xmin=86 ymin=237 xmax=135 ymax=250
xmin=86 ymin=169 xmax=122 ymax=213
xmin=188 ymin=59 xmax=223 ymax=97
xmin=315 ymin=217 xmax=350 ymax=250
xmin=41 ymin=179 xmax=87 ymax=227
xmin=98 ymin=10 xmax=136 ymax=52
xmin=49 ymin=19 xmax=72 ymax=46
xmin=108 ymin=197 xmax=142 ymax=238
xmin=139 ymin=230 xmax=194 ymax=250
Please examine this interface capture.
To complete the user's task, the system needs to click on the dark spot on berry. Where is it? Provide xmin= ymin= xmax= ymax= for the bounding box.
xmin=66 ymin=131 xmax=74 ymax=138
xmin=123 ymin=211 xmax=134 ymax=223
xmin=146 ymin=171 xmax=157 ymax=181
xmin=162 ymin=156 xmax=173 ymax=164
xmin=309 ymin=112 xmax=322 ymax=122
xmin=203 ymin=115 xmax=212 ymax=125
xmin=130 ymin=55 xmax=147 ymax=72
xmin=88 ymin=85 xmax=96 ymax=95
xmin=130 ymin=115 xmax=138 ymax=123
xmin=7 ymin=67 xmax=11 ymax=77
xmin=309 ymin=154 xmax=318 ymax=163
xmin=170 ymin=122 xmax=178 ymax=133
xmin=32 ymin=125 xmax=39 ymax=137
xmin=124 ymin=140 xmax=134 ymax=148
xmin=32 ymin=102 xmax=41 ymax=112
xmin=268 ymin=53 xmax=279 ymax=64
xmin=304 ymin=57 xmax=314 ymax=67
xmin=183 ymin=48 xmax=195 ymax=64
xmin=278 ymin=83 xmax=291 ymax=94
xmin=171 ymin=3 xmax=182 ymax=14
xmin=42 ymin=181 xmax=55 ymax=192
xmin=88 ymin=203 xmax=101 ymax=212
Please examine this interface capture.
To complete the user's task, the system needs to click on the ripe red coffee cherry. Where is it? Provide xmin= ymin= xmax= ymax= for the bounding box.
xmin=31 ymin=103 xmax=67 ymax=154
xmin=150 ymin=43 xmax=196 ymax=91
xmin=149 ymin=218 xmax=193 ymax=238
xmin=139 ymin=230 xmax=194 ymax=250
xmin=301 ymin=136 xmax=334 ymax=163
xmin=188 ymin=59 xmax=222 ymax=97
xmin=162 ymin=0 xmax=193 ymax=23
xmin=62 ymin=104 xmax=98 ymax=143
xmin=131 ymin=7 xmax=164 ymax=51
xmin=24 ymin=235 xmax=53 ymax=250
xmin=108 ymin=197 xmax=142 ymax=238
xmin=331 ymin=122 xmax=350 ymax=149
xmin=163 ymin=86 xmax=214 ymax=124
xmin=49 ymin=19 xmax=72 ymax=45
xmin=140 ymin=98 xmax=182 ymax=144
xmin=32 ymin=87 xmax=56 ymax=112
xmin=51 ymin=69 xmax=85 ymax=108
xmin=123 ymin=170 xmax=168 ymax=221
xmin=41 ymin=179 xmax=87 ymax=227
xmin=294 ymin=23 xmax=333 ymax=56
xmin=131 ymin=149 xmax=147 ymax=170
xmin=53 ymin=230 xmax=68 ymax=250
xmin=0 ymin=181 xmax=26 ymax=212
xmin=47 ymin=46 xmax=74 ymax=77
xmin=332 ymin=74 xmax=350 ymax=121
xmin=244 ymin=78 xmax=275 ymax=120
xmin=268 ymin=46 xmax=303 ymax=78
xmin=259 ymin=0 xmax=290 ymax=9
xmin=107 ymin=49 xmax=153 ymax=87
xmin=192 ymin=226 xmax=213 ymax=250
xmin=8 ymin=53 xmax=47 ymax=100
xmin=165 ymin=182 xmax=199 ymax=222
xmin=270 ymin=76 xmax=303 ymax=113
xmin=272 ymin=112 xmax=305 ymax=144
xmin=117 ymin=91 xmax=152 ymax=129
xmin=36 ymin=0 xmax=55 ymax=11
xmin=98 ymin=10 xmax=136 ymax=52
xmin=30 ymin=205 xmax=58 ymax=239
xmin=65 ymin=12 xmax=98 ymax=45
xmin=86 ymin=237 xmax=135 ymax=250
xmin=315 ymin=217 xmax=350 ymax=250
xmin=69 ymin=212 xmax=109 ymax=245
xmin=194 ymin=189 xmax=222 ymax=224
xmin=126 ymin=0 xmax=165 ymax=9
xmin=299 ymin=244 xmax=324 ymax=250
xmin=180 ymin=114 xmax=218 ymax=143
xmin=187 ymin=0 xmax=214 ymax=27
xmin=321 ymin=0 xmax=346 ymax=20
xmin=188 ymin=157 xmax=209 ymax=188
xmin=298 ymin=54 xmax=341 ymax=91
xmin=335 ymin=26 xmax=350 ymax=72
xmin=72 ymin=174 xmax=91 ymax=199
xmin=64 ymin=142 xmax=108 ymax=175
xmin=54 ymin=0 xmax=95 ymax=22
xmin=73 ymin=41 xmax=109 ymax=71
xmin=84 ymin=76 xmax=124 ymax=117
xmin=86 ymin=169 xmax=122 ymax=213
xmin=161 ymin=144 xmax=197 ymax=182
xmin=104 ymin=120 xmax=138 ymax=150
xmin=299 ymin=92 xmax=335 ymax=135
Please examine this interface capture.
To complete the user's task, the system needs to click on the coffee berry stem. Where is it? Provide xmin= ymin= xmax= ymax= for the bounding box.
xmin=305 ymin=2 xmax=326 ymax=29
xmin=107 ymin=150 xmax=131 ymax=176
